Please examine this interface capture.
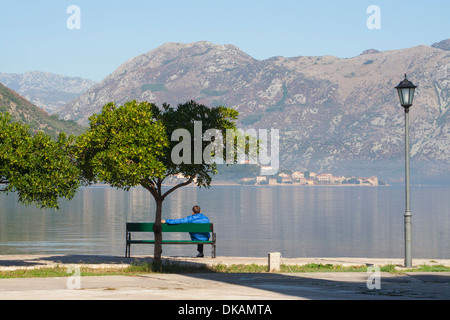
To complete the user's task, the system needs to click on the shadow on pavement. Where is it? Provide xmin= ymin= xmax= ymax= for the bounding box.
xmin=180 ymin=271 xmax=450 ymax=300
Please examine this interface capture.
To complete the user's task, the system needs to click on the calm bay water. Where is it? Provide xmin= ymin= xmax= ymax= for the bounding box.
xmin=0 ymin=185 xmax=449 ymax=259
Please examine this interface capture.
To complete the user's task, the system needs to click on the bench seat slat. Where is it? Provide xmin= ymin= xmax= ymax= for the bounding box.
xmin=126 ymin=223 xmax=212 ymax=233
xmin=128 ymin=240 xmax=213 ymax=244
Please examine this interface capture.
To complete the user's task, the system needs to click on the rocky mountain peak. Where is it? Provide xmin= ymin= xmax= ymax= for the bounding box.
xmin=431 ymin=38 xmax=450 ymax=51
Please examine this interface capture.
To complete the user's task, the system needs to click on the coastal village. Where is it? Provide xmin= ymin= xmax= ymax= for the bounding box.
xmin=238 ymin=169 xmax=381 ymax=186
xmin=167 ymin=165 xmax=383 ymax=187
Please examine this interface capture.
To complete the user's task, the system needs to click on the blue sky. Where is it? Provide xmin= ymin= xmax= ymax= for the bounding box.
xmin=1 ymin=0 xmax=448 ymax=81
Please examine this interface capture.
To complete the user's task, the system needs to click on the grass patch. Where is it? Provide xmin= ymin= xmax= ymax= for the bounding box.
xmin=281 ymin=263 xmax=369 ymax=273
xmin=0 ymin=266 xmax=69 ymax=279
xmin=402 ymin=264 xmax=450 ymax=272
xmin=211 ymin=263 xmax=267 ymax=273
xmin=0 ymin=265 xmax=126 ymax=279
xmin=1 ymin=263 xmax=450 ymax=278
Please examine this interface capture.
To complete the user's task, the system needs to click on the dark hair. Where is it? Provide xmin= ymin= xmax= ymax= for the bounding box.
xmin=192 ymin=205 xmax=201 ymax=214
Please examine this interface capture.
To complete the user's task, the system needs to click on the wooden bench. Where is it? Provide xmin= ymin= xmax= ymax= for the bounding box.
xmin=125 ymin=222 xmax=216 ymax=258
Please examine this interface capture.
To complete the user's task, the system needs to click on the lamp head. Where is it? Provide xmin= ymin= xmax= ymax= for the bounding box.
xmin=395 ymin=74 xmax=417 ymax=108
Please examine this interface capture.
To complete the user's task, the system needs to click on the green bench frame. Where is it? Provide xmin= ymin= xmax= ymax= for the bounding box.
xmin=125 ymin=222 xmax=216 ymax=258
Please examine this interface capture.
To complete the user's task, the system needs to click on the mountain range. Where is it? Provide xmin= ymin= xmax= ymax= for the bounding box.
xmin=1 ymin=40 xmax=449 ymax=183
xmin=0 ymin=82 xmax=84 ymax=138
xmin=0 ymin=71 xmax=96 ymax=113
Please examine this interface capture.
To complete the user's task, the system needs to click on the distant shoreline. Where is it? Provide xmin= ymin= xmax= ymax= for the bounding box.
xmin=80 ymin=183 xmax=450 ymax=189
xmin=210 ymin=182 xmax=390 ymax=187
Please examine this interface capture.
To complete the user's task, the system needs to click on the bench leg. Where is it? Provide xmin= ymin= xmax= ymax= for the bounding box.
xmin=125 ymin=232 xmax=131 ymax=258
xmin=212 ymin=233 xmax=216 ymax=258
xmin=125 ymin=242 xmax=131 ymax=258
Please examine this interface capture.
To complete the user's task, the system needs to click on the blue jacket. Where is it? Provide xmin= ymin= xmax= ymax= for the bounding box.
xmin=165 ymin=213 xmax=210 ymax=241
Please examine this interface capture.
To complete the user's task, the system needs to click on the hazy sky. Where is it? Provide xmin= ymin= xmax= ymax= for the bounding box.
xmin=1 ymin=0 xmax=448 ymax=81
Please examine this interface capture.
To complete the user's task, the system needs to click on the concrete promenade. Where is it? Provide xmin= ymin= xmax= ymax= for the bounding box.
xmin=0 ymin=254 xmax=449 ymax=300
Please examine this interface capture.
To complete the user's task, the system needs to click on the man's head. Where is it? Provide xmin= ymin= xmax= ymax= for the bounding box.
xmin=192 ymin=205 xmax=201 ymax=214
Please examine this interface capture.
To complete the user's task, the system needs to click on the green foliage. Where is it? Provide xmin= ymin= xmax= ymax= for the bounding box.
xmin=200 ymin=89 xmax=229 ymax=97
xmin=343 ymin=177 xmax=360 ymax=184
xmin=76 ymin=99 xmax=243 ymax=194
xmin=162 ymin=58 xmax=176 ymax=65
xmin=0 ymin=112 xmax=80 ymax=209
xmin=265 ymin=82 xmax=288 ymax=112
xmin=0 ymin=83 xmax=85 ymax=138
xmin=149 ymin=100 xmax=241 ymax=187
xmin=141 ymin=83 xmax=168 ymax=92
xmin=240 ymin=114 xmax=263 ymax=125
xmin=214 ymin=163 xmax=260 ymax=181
xmin=75 ymin=101 xmax=169 ymax=189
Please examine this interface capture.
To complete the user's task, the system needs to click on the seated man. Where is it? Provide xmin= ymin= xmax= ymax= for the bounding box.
xmin=162 ymin=205 xmax=210 ymax=257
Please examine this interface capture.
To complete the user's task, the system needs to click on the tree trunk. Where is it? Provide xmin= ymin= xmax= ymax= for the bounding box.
xmin=144 ymin=177 xmax=193 ymax=271
xmin=152 ymin=197 xmax=163 ymax=271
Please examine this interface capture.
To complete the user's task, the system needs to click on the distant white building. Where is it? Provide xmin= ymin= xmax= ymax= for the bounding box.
xmin=317 ymin=173 xmax=333 ymax=182
xmin=331 ymin=176 xmax=346 ymax=184
xmin=260 ymin=166 xmax=277 ymax=176
xmin=368 ymin=176 xmax=378 ymax=186
xmin=292 ymin=171 xmax=304 ymax=179
xmin=174 ymin=173 xmax=197 ymax=183
xmin=256 ymin=176 xmax=267 ymax=183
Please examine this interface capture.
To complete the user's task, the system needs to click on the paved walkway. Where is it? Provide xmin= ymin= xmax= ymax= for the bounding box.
xmin=0 ymin=255 xmax=449 ymax=300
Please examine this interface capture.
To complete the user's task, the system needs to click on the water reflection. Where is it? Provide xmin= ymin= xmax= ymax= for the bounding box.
xmin=0 ymin=186 xmax=449 ymax=258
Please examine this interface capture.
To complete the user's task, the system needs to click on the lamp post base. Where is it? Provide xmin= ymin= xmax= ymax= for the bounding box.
xmin=404 ymin=210 xmax=412 ymax=268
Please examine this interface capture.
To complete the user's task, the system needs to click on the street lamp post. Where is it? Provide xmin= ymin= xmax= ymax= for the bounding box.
xmin=395 ymin=74 xmax=417 ymax=268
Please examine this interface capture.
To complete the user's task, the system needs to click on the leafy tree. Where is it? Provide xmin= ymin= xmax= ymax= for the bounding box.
xmin=214 ymin=163 xmax=260 ymax=181
xmin=75 ymin=101 xmax=168 ymax=189
xmin=76 ymin=100 xmax=247 ymax=267
xmin=0 ymin=112 xmax=80 ymax=209
xmin=344 ymin=177 xmax=360 ymax=184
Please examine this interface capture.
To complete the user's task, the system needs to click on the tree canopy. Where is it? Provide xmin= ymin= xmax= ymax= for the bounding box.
xmin=76 ymin=100 xmax=242 ymax=196
xmin=147 ymin=100 xmax=240 ymax=197
xmin=75 ymin=100 xmax=169 ymax=189
xmin=0 ymin=112 xmax=80 ymax=209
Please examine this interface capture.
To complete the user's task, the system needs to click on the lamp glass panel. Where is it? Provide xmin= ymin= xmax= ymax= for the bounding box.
xmin=397 ymin=89 xmax=404 ymax=105
xmin=408 ymin=88 xmax=415 ymax=105
xmin=402 ymin=88 xmax=410 ymax=105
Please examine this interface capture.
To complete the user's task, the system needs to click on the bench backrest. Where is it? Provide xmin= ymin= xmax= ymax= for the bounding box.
xmin=126 ymin=222 xmax=213 ymax=233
